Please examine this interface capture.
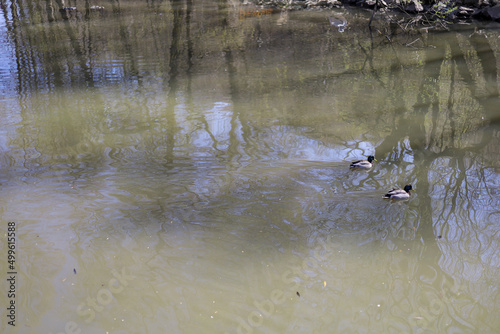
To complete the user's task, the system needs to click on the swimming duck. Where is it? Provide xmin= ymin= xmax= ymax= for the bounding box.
xmin=328 ymin=15 xmax=348 ymax=32
xmin=383 ymin=184 xmax=413 ymax=200
xmin=350 ymin=155 xmax=376 ymax=169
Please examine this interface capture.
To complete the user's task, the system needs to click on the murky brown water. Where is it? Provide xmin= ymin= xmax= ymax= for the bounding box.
xmin=1 ymin=1 xmax=500 ymax=333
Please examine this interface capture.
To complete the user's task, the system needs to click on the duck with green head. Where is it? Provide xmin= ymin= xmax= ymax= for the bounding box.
xmin=383 ymin=184 xmax=413 ymax=200
xmin=350 ymin=155 xmax=376 ymax=169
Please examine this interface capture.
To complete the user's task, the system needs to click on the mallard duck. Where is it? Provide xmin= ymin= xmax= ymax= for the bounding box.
xmin=350 ymin=155 xmax=376 ymax=169
xmin=383 ymin=184 xmax=413 ymax=200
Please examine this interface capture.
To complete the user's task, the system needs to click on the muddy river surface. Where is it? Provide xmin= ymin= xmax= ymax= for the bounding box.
xmin=1 ymin=1 xmax=500 ymax=333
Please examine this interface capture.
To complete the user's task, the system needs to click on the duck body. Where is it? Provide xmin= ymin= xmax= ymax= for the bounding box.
xmin=350 ymin=155 xmax=376 ymax=169
xmin=383 ymin=184 xmax=412 ymax=200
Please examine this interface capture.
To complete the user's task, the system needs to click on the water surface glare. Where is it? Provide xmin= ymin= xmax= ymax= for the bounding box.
xmin=0 ymin=1 xmax=500 ymax=333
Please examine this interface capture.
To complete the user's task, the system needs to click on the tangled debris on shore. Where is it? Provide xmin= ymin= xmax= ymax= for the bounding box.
xmin=251 ymin=0 xmax=500 ymax=25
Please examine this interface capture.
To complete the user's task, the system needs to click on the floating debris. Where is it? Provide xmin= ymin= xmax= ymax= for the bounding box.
xmin=328 ymin=15 xmax=347 ymax=33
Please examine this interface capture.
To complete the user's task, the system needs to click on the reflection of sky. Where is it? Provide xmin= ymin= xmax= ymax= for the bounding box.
xmin=172 ymin=98 xmax=379 ymax=163
xmin=273 ymin=127 xmax=377 ymax=162
xmin=191 ymin=101 xmax=233 ymax=150
xmin=175 ymin=99 xmax=234 ymax=153
xmin=170 ymin=98 xmax=383 ymax=167
xmin=0 ymin=14 xmax=19 ymax=155
xmin=430 ymin=157 xmax=500 ymax=286
xmin=0 ymin=13 xmax=15 ymax=96
xmin=205 ymin=102 xmax=232 ymax=145
xmin=173 ymin=99 xmax=379 ymax=162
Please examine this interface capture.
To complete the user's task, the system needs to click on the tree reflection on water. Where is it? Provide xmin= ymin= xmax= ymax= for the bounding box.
xmin=1 ymin=0 xmax=500 ymax=332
